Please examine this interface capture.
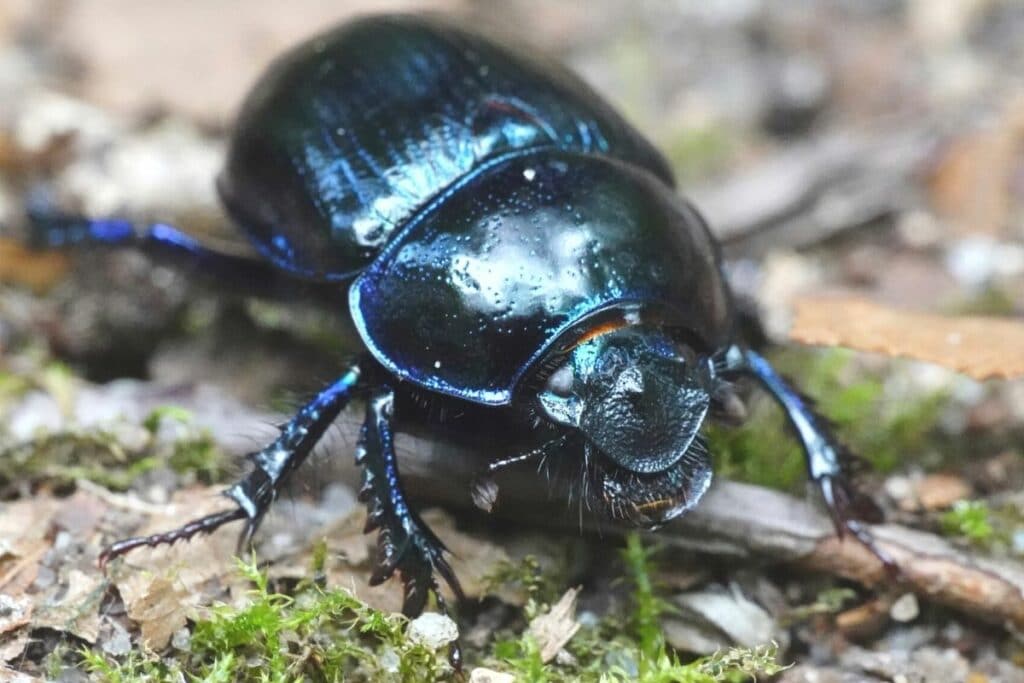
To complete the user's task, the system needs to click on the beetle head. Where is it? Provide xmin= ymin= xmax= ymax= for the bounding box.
xmin=537 ymin=325 xmax=715 ymax=526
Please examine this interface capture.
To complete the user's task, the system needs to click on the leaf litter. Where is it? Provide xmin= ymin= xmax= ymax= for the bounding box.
xmin=791 ymin=295 xmax=1024 ymax=380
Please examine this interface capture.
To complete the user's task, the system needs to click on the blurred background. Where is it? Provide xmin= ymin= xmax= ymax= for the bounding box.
xmin=1 ymin=1 xmax=1023 ymax=681
xmin=2 ymin=0 xmax=1023 ymax=335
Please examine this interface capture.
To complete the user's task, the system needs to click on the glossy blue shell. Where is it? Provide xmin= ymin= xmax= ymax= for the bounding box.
xmin=350 ymin=152 xmax=731 ymax=404
xmin=218 ymin=14 xmax=734 ymax=405
xmin=219 ymin=14 xmax=673 ymax=279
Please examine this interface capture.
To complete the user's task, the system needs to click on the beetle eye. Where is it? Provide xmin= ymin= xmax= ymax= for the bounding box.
xmin=545 ymin=364 xmax=575 ymax=397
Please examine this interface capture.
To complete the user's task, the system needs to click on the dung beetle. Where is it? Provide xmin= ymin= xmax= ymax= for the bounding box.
xmin=26 ymin=13 xmax=893 ymax=665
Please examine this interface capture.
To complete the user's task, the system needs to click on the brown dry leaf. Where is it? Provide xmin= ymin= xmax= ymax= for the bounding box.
xmin=0 ymin=240 xmax=71 ymax=292
xmin=469 ymin=669 xmax=516 ymax=683
xmin=0 ymin=630 xmax=31 ymax=663
xmin=0 ymin=491 xmax=110 ymax=647
xmin=0 ymin=595 xmax=32 ymax=636
xmin=0 ymin=0 xmax=35 ymax=45
xmin=0 ymin=662 xmax=40 ymax=683
xmin=0 ymin=497 xmax=63 ymax=553
xmin=528 ymin=586 xmax=581 ymax=664
xmin=32 ymin=569 xmax=104 ymax=643
xmin=929 ymin=96 xmax=1024 ymax=237
xmin=835 ymin=597 xmax=892 ymax=641
xmin=791 ymin=296 xmax=1024 ymax=380
xmin=0 ymin=496 xmax=65 ymax=596
xmin=127 ymin=577 xmax=191 ymax=649
xmin=110 ymin=487 xmax=243 ymax=649
xmin=0 ymin=540 xmax=46 ymax=599
xmin=914 ymin=474 xmax=972 ymax=511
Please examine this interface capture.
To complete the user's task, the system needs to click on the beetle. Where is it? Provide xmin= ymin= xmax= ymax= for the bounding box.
xmin=27 ymin=12 xmax=893 ymax=663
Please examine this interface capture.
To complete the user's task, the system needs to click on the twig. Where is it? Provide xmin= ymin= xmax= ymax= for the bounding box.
xmin=14 ymin=380 xmax=1024 ymax=630
xmin=688 ymin=125 xmax=942 ymax=257
xmin=326 ymin=414 xmax=1024 ymax=631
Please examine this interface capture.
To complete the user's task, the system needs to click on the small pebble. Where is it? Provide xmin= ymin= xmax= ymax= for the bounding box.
xmin=914 ymin=474 xmax=971 ymax=511
xmin=406 ymin=612 xmax=459 ymax=650
xmin=890 ymin=593 xmax=920 ymax=623
xmin=171 ymin=627 xmax=191 ymax=651
xmin=0 ymin=594 xmax=30 ymax=624
xmin=885 ymin=475 xmax=914 ymax=504
xmin=101 ymin=621 xmax=132 ymax=656
xmin=378 ymin=647 xmax=400 ymax=673
xmin=1011 ymin=530 xmax=1024 ymax=554
xmin=470 ymin=668 xmax=515 ymax=683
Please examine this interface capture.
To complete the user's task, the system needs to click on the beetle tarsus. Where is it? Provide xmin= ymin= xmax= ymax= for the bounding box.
xmin=98 ymin=507 xmax=247 ymax=568
xmin=358 ymin=387 xmax=465 ymax=619
xmin=818 ymin=474 xmax=900 ymax=576
xmin=433 ymin=585 xmax=463 ymax=673
xmin=719 ymin=345 xmax=900 ymax=575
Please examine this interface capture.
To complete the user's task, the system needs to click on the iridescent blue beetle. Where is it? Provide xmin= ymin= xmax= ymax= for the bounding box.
xmin=29 ymin=13 xmax=892 ymax=657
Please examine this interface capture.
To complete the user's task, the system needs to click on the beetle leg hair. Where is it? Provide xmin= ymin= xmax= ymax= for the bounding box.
xmin=99 ymin=364 xmax=362 ymax=565
xmin=717 ymin=345 xmax=898 ymax=574
xmin=357 ymin=386 xmax=465 ymax=664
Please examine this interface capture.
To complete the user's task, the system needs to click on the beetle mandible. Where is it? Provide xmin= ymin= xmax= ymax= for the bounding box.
xmin=28 ymin=12 xmax=894 ymax=656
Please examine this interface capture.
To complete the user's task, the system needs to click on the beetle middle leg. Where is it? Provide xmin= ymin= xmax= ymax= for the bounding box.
xmin=100 ymin=364 xmax=363 ymax=564
xmin=716 ymin=344 xmax=898 ymax=573
xmin=358 ymin=386 xmax=465 ymax=668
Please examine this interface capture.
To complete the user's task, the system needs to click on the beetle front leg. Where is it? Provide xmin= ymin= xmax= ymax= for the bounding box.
xmin=717 ymin=345 xmax=897 ymax=572
xmin=100 ymin=364 xmax=363 ymax=564
xmin=357 ymin=387 xmax=465 ymax=667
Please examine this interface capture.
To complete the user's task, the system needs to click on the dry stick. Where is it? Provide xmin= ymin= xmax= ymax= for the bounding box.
xmin=49 ymin=380 xmax=1024 ymax=631
xmin=314 ymin=412 xmax=1024 ymax=631
xmin=689 ymin=124 xmax=941 ymax=256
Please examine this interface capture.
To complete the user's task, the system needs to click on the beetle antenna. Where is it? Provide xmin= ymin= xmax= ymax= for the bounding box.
xmin=488 ymin=432 xmax=568 ymax=475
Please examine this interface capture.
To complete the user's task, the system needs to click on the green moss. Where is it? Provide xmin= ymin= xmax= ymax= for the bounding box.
xmin=83 ymin=556 xmax=447 ymax=682
xmin=0 ymin=430 xmax=153 ymax=492
xmin=484 ymin=554 xmax=562 ymax=618
xmin=79 ymin=538 xmax=783 ymax=682
xmin=0 ymin=370 xmax=33 ymax=410
xmin=141 ymin=405 xmax=196 ymax=433
xmin=663 ymin=124 xmax=736 ymax=181
xmin=935 ymin=497 xmax=1024 ymax=553
xmin=484 ymin=535 xmax=782 ymax=682
xmin=622 ymin=532 xmax=669 ymax=667
xmin=0 ymin=360 xmax=74 ymax=414
xmin=705 ymin=413 xmax=805 ymax=491
xmin=80 ymin=649 xmax=181 ymax=682
xmin=614 ymin=534 xmax=783 ymax=683
xmin=941 ymin=500 xmax=995 ymax=544
xmin=708 ymin=348 xmax=949 ymax=491
xmin=781 ymin=587 xmax=857 ymax=625
xmin=947 ymin=285 xmax=1017 ymax=316
xmin=189 ymin=557 xmax=448 ymax=681
xmin=491 ymin=534 xmax=781 ymax=682
xmin=0 ymin=405 xmax=228 ymax=494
